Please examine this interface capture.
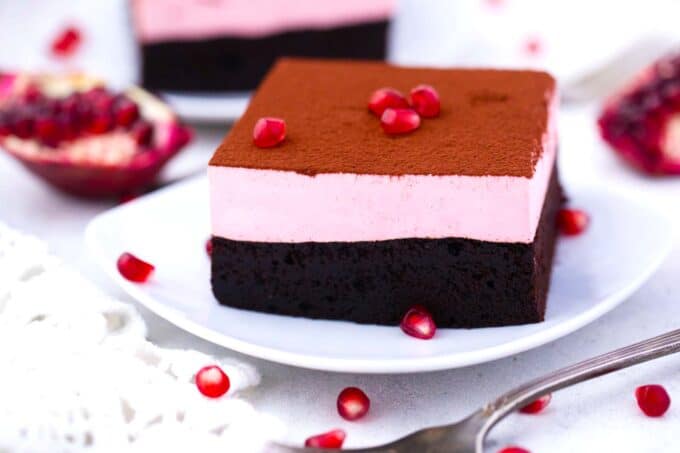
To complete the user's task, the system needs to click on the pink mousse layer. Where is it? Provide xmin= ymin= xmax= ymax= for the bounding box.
xmin=132 ymin=0 xmax=395 ymax=43
xmin=210 ymin=97 xmax=558 ymax=244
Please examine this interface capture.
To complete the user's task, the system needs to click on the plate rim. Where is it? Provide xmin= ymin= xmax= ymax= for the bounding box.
xmin=85 ymin=178 xmax=676 ymax=373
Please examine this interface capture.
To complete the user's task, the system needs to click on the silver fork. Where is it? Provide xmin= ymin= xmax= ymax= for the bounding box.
xmin=266 ymin=328 xmax=680 ymax=453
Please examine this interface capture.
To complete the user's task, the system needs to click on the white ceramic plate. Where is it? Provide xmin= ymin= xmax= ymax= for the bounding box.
xmin=85 ymin=177 xmax=675 ymax=373
xmin=162 ymin=91 xmax=250 ymax=123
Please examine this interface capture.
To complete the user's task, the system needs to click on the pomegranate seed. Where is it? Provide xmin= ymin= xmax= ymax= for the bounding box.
xmin=400 ymin=305 xmax=436 ymax=339
xmin=50 ymin=26 xmax=82 ymax=58
xmin=88 ymin=113 xmax=113 ymax=135
xmin=524 ymin=37 xmax=543 ymax=57
xmin=410 ymin=85 xmax=441 ymax=118
xmin=381 ymin=108 xmax=421 ymax=135
xmin=337 ymin=387 xmax=370 ymax=421
xmin=118 ymin=193 xmax=138 ymax=204
xmin=11 ymin=116 xmax=33 ymax=139
xmin=113 ymin=98 xmax=139 ymax=127
xmin=557 ymin=208 xmax=589 ymax=236
xmin=304 ymin=429 xmax=346 ymax=449
xmin=635 ymin=385 xmax=671 ymax=417
xmin=253 ymin=117 xmax=286 ymax=148
xmin=131 ymin=121 xmax=154 ymax=146
xmin=498 ymin=447 xmax=530 ymax=453
xmin=205 ymin=238 xmax=213 ymax=257
xmin=0 ymin=113 xmax=10 ymax=136
xmin=195 ymin=365 xmax=231 ymax=398
xmin=35 ymin=116 xmax=59 ymax=145
xmin=368 ymin=88 xmax=410 ymax=117
xmin=519 ymin=394 xmax=551 ymax=414
xmin=116 ymin=252 xmax=154 ymax=283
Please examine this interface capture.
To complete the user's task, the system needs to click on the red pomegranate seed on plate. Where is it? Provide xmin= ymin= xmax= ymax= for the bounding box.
xmin=368 ymin=88 xmax=410 ymax=117
xmin=50 ymin=26 xmax=82 ymax=58
xmin=380 ymin=108 xmax=421 ymax=135
xmin=253 ymin=117 xmax=286 ymax=148
xmin=206 ymin=238 xmax=213 ymax=257
xmin=195 ymin=365 xmax=231 ymax=398
xmin=304 ymin=429 xmax=346 ymax=449
xmin=557 ymin=208 xmax=589 ymax=236
xmin=410 ymin=84 xmax=441 ymax=118
xmin=400 ymin=305 xmax=436 ymax=339
xmin=337 ymin=387 xmax=370 ymax=421
xmin=498 ymin=447 xmax=530 ymax=453
xmin=116 ymin=252 xmax=154 ymax=283
xmin=519 ymin=394 xmax=551 ymax=414
xmin=635 ymin=384 xmax=670 ymax=417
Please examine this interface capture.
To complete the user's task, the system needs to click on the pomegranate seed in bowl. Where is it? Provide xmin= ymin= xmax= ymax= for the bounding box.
xmin=400 ymin=305 xmax=436 ymax=339
xmin=195 ymin=365 xmax=231 ymax=398
xmin=557 ymin=208 xmax=589 ymax=236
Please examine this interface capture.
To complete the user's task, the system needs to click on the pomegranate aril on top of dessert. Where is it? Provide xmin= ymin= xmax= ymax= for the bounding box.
xmin=253 ymin=117 xmax=286 ymax=148
xmin=519 ymin=393 xmax=551 ymax=414
xmin=50 ymin=26 xmax=83 ymax=58
xmin=598 ymin=52 xmax=680 ymax=175
xmin=304 ymin=429 xmax=346 ymax=449
xmin=557 ymin=208 xmax=589 ymax=236
xmin=117 ymin=252 xmax=155 ymax=283
xmin=381 ymin=108 xmax=421 ymax=135
xmin=337 ymin=387 xmax=371 ymax=421
xmin=400 ymin=305 xmax=436 ymax=339
xmin=368 ymin=88 xmax=410 ymax=117
xmin=195 ymin=365 xmax=231 ymax=398
xmin=410 ymin=84 xmax=441 ymax=118
xmin=635 ymin=384 xmax=670 ymax=417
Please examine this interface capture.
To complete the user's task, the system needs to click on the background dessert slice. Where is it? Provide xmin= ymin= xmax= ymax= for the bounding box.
xmin=131 ymin=0 xmax=395 ymax=92
xmin=209 ymin=58 xmax=561 ymax=327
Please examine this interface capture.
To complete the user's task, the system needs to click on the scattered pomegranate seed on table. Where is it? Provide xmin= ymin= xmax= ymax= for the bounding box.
xmin=368 ymin=88 xmax=410 ymax=117
xmin=498 ymin=447 xmax=530 ymax=453
xmin=205 ymin=238 xmax=213 ymax=257
xmin=304 ymin=429 xmax=346 ymax=449
xmin=523 ymin=37 xmax=544 ymax=57
xmin=380 ymin=108 xmax=421 ymax=135
xmin=519 ymin=394 xmax=552 ymax=414
xmin=400 ymin=305 xmax=436 ymax=339
xmin=410 ymin=84 xmax=441 ymax=118
xmin=195 ymin=365 xmax=231 ymax=398
xmin=50 ymin=26 xmax=83 ymax=58
xmin=635 ymin=384 xmax=671 ymax=417
xmin=116 ymin=252 xmax=155 ymax=283
xmin=337 ymin=387 xmax=371 ymax=421
xmin=253 ymin=117 xmax=286 ymax=148
xmin=557 ymin=208 xmax=589 ymax=236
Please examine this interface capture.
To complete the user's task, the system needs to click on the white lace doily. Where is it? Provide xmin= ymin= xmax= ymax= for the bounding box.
xmin=0 ymin=223 xmax=282 ymax=453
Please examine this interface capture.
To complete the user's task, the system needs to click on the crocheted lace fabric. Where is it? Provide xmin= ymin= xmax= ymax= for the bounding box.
xmin=0 ymin=223 xmax=281 ymax=452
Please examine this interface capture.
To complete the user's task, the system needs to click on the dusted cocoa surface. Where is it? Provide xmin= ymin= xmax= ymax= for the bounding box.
xmin=140 ymin=22 xmax=389 ymax=92
xmin=211 ymin=58 xmax=556 ymax=177
xmin=210 ymin=166 xmax=563 ymax=328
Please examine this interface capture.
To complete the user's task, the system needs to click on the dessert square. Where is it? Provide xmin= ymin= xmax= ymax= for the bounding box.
xmin=132 ymin=0 xmax=394 ymax=92
xmin=209 ymin=58 xmax=561 ymax=327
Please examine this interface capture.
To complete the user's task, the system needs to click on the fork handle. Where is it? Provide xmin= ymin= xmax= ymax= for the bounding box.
xmin=480 ymin=328 xmax=680 ymax=431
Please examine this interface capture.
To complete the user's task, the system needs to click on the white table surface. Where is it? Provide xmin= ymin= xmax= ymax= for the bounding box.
xmin=3 ymin=104 xmax=680 ymax=452
xmin=3 ymin=0 xmax=680 ymax=450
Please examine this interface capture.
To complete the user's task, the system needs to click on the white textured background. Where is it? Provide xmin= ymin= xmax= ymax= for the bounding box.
xmin=3 ymin=0 xmax=680 ymax=451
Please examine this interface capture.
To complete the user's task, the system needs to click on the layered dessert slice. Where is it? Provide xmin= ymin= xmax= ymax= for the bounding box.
xmin=209 ymin=58 xmax=561 ymax=328
xmin=131 ymin=0 xmax=394 ymax=92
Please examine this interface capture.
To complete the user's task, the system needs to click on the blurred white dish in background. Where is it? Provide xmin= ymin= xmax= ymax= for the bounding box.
xmin=162 ymin=91 xmax=250 ymax=123
xmin=85 ymin=176 xmax=675 ymax=374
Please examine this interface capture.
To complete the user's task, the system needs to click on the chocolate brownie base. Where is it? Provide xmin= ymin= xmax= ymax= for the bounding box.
xmin=140 ymin=21 xmax=389 ymax=93
xmin=211 ymin=169 xmax=563 ymax=327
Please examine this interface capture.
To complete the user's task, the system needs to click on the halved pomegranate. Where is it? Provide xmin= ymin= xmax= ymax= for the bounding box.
xmin=0 ymin=72 xmax=192 ymax=197
xmin=598 ymin=52 xmax=680 ymax=175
